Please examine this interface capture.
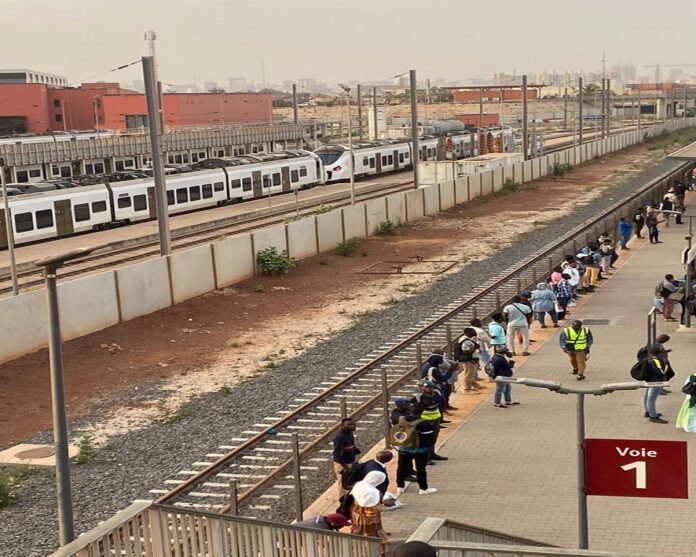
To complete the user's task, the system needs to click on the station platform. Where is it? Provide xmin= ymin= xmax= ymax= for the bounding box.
xmin=381 ymin=216 xmax=696 ymax=554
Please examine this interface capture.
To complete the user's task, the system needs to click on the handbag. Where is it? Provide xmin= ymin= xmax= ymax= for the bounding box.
xmin=682 ymin=380 xmax=696 ymax=395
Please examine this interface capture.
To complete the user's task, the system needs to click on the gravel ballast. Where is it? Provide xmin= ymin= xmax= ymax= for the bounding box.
xmin=0 ymin=157 xmax=686 ymax=557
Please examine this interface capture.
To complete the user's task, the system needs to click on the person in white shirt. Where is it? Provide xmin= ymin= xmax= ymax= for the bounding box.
xmin=503 ymin=296 xmax=532 ymax=356
xmin=469 ymin=318 xmax=492 ymax=381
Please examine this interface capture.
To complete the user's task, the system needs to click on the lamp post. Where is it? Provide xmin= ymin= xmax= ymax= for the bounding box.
xmin=409 ymin=69 xmax=419 ymax=189
xmin=36 ymin=247 xmax=95 ymax=547
xmin=0 ymin=163 xmax=19 ymax=295
xmin=337 ymin=83 xmax=356 ymax=205
xmin=496 ymin=377 xmax=670 ymax=550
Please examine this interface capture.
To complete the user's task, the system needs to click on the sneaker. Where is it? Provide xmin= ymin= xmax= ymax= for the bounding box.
xmin=644 ymin=412 xmax=662 ymax=418
xmin=522 ymin=351 xmax=531 ymax=356
xmin=576 ymin=375 xmax=586 ymax=381
xmin=540 ymin=324 xmax=548 ymax=328
xmin=431 ymin=454 xmax=449 ymax=461
xmin=572 ymin=369 xmax=578 ymax=375
xmin=493 ymin=404 xmax=508 ymax=408
xmin=553 ymin=323 xmax=560 ymax=328
xmin=649 ymin=416 xmax=669 ymax=424
xmin=419 ymin=488 xmax=438 ymax=495
xmin=397 ymin=487 xmax=406 ymax=495
xmin=441 ymin=419 xmax=452 ymax=424
xmin=506 ymin=401 xmax=520 ymax=406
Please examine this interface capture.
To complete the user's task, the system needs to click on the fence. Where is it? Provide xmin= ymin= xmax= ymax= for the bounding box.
xmin=1 ymin=119 xmax=695 ymax=365
xmin=47 ymin=502 xmax=382 ymax=557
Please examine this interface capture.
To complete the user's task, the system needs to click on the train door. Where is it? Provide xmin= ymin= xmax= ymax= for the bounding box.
xmin=147 ymin=187 xmax=157 ymax=218
xmin=281 ymin=166 xmax=291 ymax=193
xmin=376 ymin=152 xmax=383 ymax=173
xmin=252 ymin=171 xmax=263 ymax=197
xmin=0 ymin=210 xmax=7 ymax=248
xmin=54 ymin=200 xmax=74 ymax=236
xmin=393 ymin=149 xmax=400 ymax=170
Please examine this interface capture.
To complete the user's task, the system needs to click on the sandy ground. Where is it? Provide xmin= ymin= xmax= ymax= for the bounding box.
xmin=0 ymin=142 xmax=671 ymax=447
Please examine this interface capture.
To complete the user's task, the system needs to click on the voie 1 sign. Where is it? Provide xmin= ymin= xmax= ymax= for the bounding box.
xmin=585 ymin=438 xmax=688 ymax=499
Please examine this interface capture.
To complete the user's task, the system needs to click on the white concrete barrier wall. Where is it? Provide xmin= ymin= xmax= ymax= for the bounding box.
xmin=116 ymin=258 xmax=172 ymax=321
xmin=480 ymin=171 xmax=493 ymax=196
xmin=454 ymin=177 xmax=468 ymax=204
xmin=512 ymin=162 xmax=523 ymax=184
xmin=386 ymin=192 xmax=406 ymax=225
xmin=213 ymin=233 xmax=254 ymax=288
xmin=287 ymin=216 xmax=318 ymax=260
xmin=365 ymin=198 xmax=387 ymax=235
xmin=316 ymin=209 xmax=345 ymax=251
xmin=423 ymin=185 xmax=440 ymax=215
xmin=470 ymin=173 xmax=483 ymax=197
xmin=252 ymin=223 xmax=288 ymax=257
xmin=0 ymin=290 xmax=47 ymax=364
xmin=58 ymin=271 xmax=120 ymax=340
xmin=492 ymin=168 xmax=503 ymax=192
xmin=170 ymin=245 xmax=216 ymax=304
xmin=439 ymin=181 xmax=455 ymax=210
xmin=342 ymin=203 xmax=367 ymax=239
xmin=522 ymin=160 xmax=533 ymax=183
xmin=405 ymin=188 xmax=424 ymax=220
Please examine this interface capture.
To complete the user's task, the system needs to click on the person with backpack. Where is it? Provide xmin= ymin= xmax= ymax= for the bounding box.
xmin=454 ymin=328 xmax=482 ymax=393
xmin=489 ymin=345 xmax=519 ymax=408
xmin=641 ymin=345 xmax=672 ymax=424
xmin=656 ymin=274 xmax=678 ymax=321
xmin=632 ymin=207 xmax=645 ymax=239
xmin=333 ymin=418 xmax=361 ymax=498
xmin=676 ymin=374 xmax=696 ymax=432
xmin=503 ymin=296 xmax=532 ymax=356
xmin=646 ymin=207 xmax=660 ymax=244
xmin=660 ymin=192 xmax=676 ymax=227
xmin=559 ymin=320 xmax=593 ymax=380
xmin=420 ymin=350 xmax=458 ymax=411
xmin=411 ymin=379 xmax=448 ymax=461
xmin=556 ymin=273 xmax=573 ymax=319
xmin=391 ymin=406 xmax=437 ymax=495
xmin=531 ymin=282 xmax=558 ymax=328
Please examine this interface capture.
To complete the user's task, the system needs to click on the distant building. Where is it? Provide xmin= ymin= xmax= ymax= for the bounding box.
xmin=204 ymin=81 xmax=220 ymax=92
xmin=0 ymin=68 xmax=68 ymax=86
xmin=228 ymin=77 xmax=248 ymax=92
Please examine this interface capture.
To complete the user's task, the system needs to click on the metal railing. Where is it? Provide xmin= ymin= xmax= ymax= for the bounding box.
xmin=47 ymin=502 xmax=382 ymax=557
xmin=647 ymin=306 xmax=658 ymax=346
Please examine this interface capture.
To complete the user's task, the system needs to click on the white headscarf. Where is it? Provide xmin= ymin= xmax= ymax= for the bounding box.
xmin=351 ymin=471 xmax=386 ymax=507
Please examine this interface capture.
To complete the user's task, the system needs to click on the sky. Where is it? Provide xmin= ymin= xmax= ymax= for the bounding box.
xmin=2 ymin=0 xmax=695 ymax=87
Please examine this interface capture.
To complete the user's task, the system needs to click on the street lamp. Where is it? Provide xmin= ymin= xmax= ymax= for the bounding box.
xmin=0 ymin=162 xmax=19 ymax=295
xmin=35 ymin=247 xmax=95 ymax=546
xmin=496 ymin=377 xmax=670 ymax=550
xmin=337 ymin=82 xmax=356 ymax=205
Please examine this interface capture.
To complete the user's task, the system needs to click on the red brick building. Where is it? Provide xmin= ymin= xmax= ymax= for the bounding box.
xmin=0 ymin=82 xmax=273 ymax=134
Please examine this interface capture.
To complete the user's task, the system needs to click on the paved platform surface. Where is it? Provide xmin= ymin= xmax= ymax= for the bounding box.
xmin=382 ymin=216 xmax=696 ymax=554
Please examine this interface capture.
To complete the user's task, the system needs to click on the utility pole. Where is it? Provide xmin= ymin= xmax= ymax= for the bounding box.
xmin=637 ymin=87 xmax=642 ymax=134
xmin=372 ymin=86 xmax=379 ymax=140
xmin=356 ymin=84 xmax=363 ymax=140
xmin=522 ymin=74 xmax=529 ymax=160
xmin=606 ymin=78 xmax=611 ymax=137
xmin=292 ymin=83 xmax=298 ymax=125
xmin=0 ymin=164 xmax=19 ymax=295
xmin=144 ymin=30 xmax=164 ymax=130
xmin=479 ymin=88 xmax=484 ymax=128
xmin=578 ymin=76 xmax=584 ymax=145
xmin=564 ymin=87 xmax=568 ymax=129
xmin=142 ymin=56 xmax=172 ymax=256
xmin=600 ymin=78 xmax=606 ymax=139
xmin=410 ymin=69 xmax=420 ymax=189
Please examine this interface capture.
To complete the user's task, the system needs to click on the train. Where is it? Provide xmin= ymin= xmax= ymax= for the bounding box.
xmin=0 ymin=127 xmax=515 ymax=248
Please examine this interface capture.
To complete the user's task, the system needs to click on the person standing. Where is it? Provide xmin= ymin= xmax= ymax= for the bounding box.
xmin=598 ymin=239 xmax=614 ymax=274
xmin=646 ymin=208 xmax=660 ymax=244
xmin=632 ymin=207 xmax=645 ymax=239
xmin=391 ymin=406 xmax=437 ymax=495
xmin=559 ymin=320 xmax=593 ymax=380
xmin=643 ymin=345 xmax=670 ymax=424
xmin=556 ymin=273 xmax=573 ymax=319
xmin=503 ymin=296 xmax=532 ymax=356
xmin=332 ymin=418 xmax=360 ymax=498
xmin=470 ymin=317 xmax=492 ymax=370
xmin=660 ymin=192 xmax=676 ymax=227
xmin=578 ymin=253 xmax=597 ymax=292
xmin=411 ymin=379 xmax=448 ymax=461
xmin=657 ymin=274 xmax=678 ymax=321
xmin=350 ymin=471 xmax=389 ymax=555
xmin=455 ymin=328 xmax=482 ymax=393
xmin=618 ymin=217 xmax=632 ymax=250
xmin=676 ymin=374 xmax=696 ymax=432
xmin=490 ymin=346 xmax=519 ymax=408
xmin=531 ymin=282 xmax=558 ymax=328
xmin=488 ymin=313 xmax=507 ymax=352
xmin=363 ymin=451 xmax=393 ymax=496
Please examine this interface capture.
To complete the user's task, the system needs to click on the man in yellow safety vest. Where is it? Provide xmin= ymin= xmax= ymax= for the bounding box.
xmin=559 ymin=320 xmax=594 ymax=380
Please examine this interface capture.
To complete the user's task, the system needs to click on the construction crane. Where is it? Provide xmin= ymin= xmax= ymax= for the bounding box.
xmin=643 ymin=63 xmax=696 ymax=83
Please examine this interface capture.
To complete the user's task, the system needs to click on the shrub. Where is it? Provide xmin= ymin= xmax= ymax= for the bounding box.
xmin=256 ymin=247 xmax=296 ymax=276
xmin=0 ymin=472 xmax=14 ymax=508
xmin=552 ymin=162 xmax=574 ymax=177
xmin=336 ymin=237 xmax=363 ymax=256
xmin=378 ymin=220 xmax=397 ymax=235
xmin=76 ymin=433 xmax=95 ymax=465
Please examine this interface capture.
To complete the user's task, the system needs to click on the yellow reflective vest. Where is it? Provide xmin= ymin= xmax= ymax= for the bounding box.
xmin=564 ymin=327 xmax=589 ymax=350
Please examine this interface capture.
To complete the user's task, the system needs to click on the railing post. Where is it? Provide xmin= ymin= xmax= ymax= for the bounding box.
xmin=340 ymin=396 xmax=348 ymax=421
xmin=495 ymin=291 xmax=501 ymax=309
xmin=229 ymin=480 xmax=238 ymax=516
xmin=548 ymin=257 xmax=554 ymax=275
xmin=532 ymin=267 xmax=538 ymax=284
xmin=147 ymin=508 xmax=168 ymax=557
xmin=472 ymin=305 xmax=478 ymax=320
xmin=416 ymin=343 xmax=423 ymax=368
xmin=291 ymin=433 xmax=304 ymax=523
xmin=516 ymin=279 xmax=522 ymax=295
xmin=381 ymin=369 xmax=392 ymax=448
xmin=446 ymin=325 xmax=453 ymax=358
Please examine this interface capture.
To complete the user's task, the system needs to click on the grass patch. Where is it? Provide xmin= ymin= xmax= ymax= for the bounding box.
xmin=336 ymin=237 xmax=363 ymax=256
xmin=552 ymin=162 xmax=574 ymax=177
xmin=378 ymin=220 xmax=397 ymax=235
xmin=155 ymin=399 xmax=190 ymax=425
xmin=646 ymin=127 xmax=696 ymax=150
xmin=256 ymin=247 xmax=296 ymax=276
xmin=76 ymin=433 xmax=96 ymax=465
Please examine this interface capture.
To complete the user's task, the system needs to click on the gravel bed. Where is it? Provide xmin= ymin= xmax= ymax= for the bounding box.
xmin=0 ymin=158 xmax=685 ymax=557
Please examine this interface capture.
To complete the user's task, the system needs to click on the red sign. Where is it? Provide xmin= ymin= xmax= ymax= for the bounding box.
xmin=585 ymin=438 xmax=688 ymax=499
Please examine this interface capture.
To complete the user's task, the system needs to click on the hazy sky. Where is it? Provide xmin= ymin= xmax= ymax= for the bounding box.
xmin=3 ymin=0 xmax=695 ymax=87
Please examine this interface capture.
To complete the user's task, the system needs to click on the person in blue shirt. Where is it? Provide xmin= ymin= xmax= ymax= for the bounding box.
xmin=487 ymin=312 xmax=506 ymax=350
xmin=618 ymin=217 xmax=632 ymax=250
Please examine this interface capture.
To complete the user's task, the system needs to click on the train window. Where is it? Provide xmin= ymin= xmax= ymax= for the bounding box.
xmin=167 ymin=191 xmax=175 ymax=205
xmin=369 ymin=158 xmax=375 ymax=168
xmin=36 ymin=209 xmax=54 ymax=229
xmin=74 ymin=203 xmax=90 ymax=222
xmin=167 ymin=155 xmax=175 ymax=164
xmin=387 ymin=155 xmax=394 ymax=165
xmin=14 ymin=212 xmax=33 ymax=232
xmin=134 ymin=194 xmax=147 ymax=211
xmin=290 ymin=170 xmax=299 ymax=182
xmin=16 ymin=171 xmax=29 ymax=183
xmin=363 ymin=157 xmax=369 ymax=166
xmin=189 ymin=186 xmax=201 ymax=201
xmin=29 ymin=169 xmax=41 ymax=178
xmin=299 ymin=166 xmax=307 ymax=177
xmin=115 ymin=161 xmax=125 ymax=171
xmin=242 ymin=177 xmax=252 ymax=191
xmin=382 ymin=156 xmax=387 ymax=165
xmin=175 ymin=155 xmax=183 ymax=164
xmin=404 ymin=152 xmax=409 ymax=159
xmin=263 ymin=175 xmax=270 ymax=188
xmin=399 ymin=153 xmax=404 ymax=163
xmin=231 ymin=179 xmax=241 ymax=189
xmin=92 ymin=201 xmax=107 ymax=213
xmin=202 ymin=184 xmax=213 ymax=198
xmin=213 ymin=182 xmax=224 ymax=192
xmin=176 ymin=188 xmax=188 ymax=203
xmin=272 ymin=173 xmax=281 ymax=186
xmin=117 ymin=196 xmax=132 ymax=209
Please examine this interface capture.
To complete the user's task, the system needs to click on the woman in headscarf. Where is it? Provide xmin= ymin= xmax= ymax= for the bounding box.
xmin=350 ymin=470 xmax=389 ymax=554
xmin=531 ymin=282 xmax=558 ymax=328
xmin=676 ymin=374 xmax=696 ymax=432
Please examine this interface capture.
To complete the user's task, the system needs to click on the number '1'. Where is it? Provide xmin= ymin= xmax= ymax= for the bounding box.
xmin=620 ymin=461 xmax=647 ymax=489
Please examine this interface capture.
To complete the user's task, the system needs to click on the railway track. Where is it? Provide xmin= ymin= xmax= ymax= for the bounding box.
xmin=150 ymin=159 xmax=690 ymax=520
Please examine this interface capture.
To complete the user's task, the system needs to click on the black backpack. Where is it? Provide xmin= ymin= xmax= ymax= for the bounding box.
xmin=630 ymin=358 xmax=651 ymax=381
xmin=340 ymin=461 xmax=367 ymax=490
xmin=636 ymin=345 xmax=648 ymax=360
xmin=453 ymin=338 xmax=478 ymax=362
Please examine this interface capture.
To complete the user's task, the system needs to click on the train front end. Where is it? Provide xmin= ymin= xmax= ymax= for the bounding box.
xmin=314 ymin=146 xmax=351 ymax=183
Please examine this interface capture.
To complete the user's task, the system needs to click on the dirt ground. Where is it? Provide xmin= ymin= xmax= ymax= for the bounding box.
xmin=0 ymin=142 xmax=675 ymax=446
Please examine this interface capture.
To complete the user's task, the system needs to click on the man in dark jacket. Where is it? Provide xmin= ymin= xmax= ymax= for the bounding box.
xmin=411 ymin=379 xmax=448 ymax=462
xmin=294 ymin=513 xmax=350 ymax=531
xmin=632 ymin=208 xmax=645 ymax=238
xmin=643 ymin=345 xmax=671 ymax=423
xmin=392 ymin=407 xmax=437 ymax=495
xmin=363 ymin=450 xmax=393 ymax=496
xmin=332 ymin=418 xmax=360 ymax=497
xmin=490 ymin=346 xmax=519 ymax=408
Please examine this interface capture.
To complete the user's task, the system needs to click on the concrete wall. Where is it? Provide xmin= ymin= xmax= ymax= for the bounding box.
xmin=386 ymin=192 xmax=406 ymax=225
xmin=454 ymin=177 xmax=469 ymax=204
xmin=213 ymin=233 xmax=254 ymax=288
xmin=405 ymin=188 xmax=424 ymax=220
xmin=423 ymin=185 xmax=440 ymax=215
xmin=0 ymin=290 xmax=47 ymax=363
xmin=287 ymin=216 xmax=318 ymax=259
xmin=480 ymin=171 xmax=493 ymax=197
xmin=365 ymin=198 xmax=388 ymax=235
xmin=252 ymin=223 xmax=287 ymax=258
xmin=170 ymin=245 xmax=216 ymax=304
xmin=316 ymin=209 xmax=344 ymax=251
xmin=58 ymin=271 xmax=120 ymax=340
xmin=342 ymin=204 xmax=367 ymax=239
xmin=439 ymin=180 xmax=455 ymax=210
xmin=116 ymin=258 xmax=172 ymax=321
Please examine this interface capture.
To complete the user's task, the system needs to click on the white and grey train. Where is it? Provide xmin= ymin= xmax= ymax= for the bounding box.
xmin=0 ymin=150 xmax=323 ymax=248
xmin=316 ymin=127 xmax=515 ymax=182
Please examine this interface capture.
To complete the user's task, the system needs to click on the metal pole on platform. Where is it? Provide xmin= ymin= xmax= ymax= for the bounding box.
xmin=522 ymin=75 xmax=529 ymax=160
xmin=338 ymin=83 xmax=355 ymax=205
xmin=373 ymin=86 xmax=379 ymax=140
xmin=0 ymin=164 xmax=19 ymax=295
xmin=142 ymin=56 xmax=171 ymax=256
xmin=576 ymin=393 xmax=589 ymax=549
xmin=357 ymin=84 xmax=363 ymax=140
xmin=606 ymin=78 xmax=611 ymax=137
xmin=291 ymin=433 xmax=304 ymax=522
xmin=410 ymin=69 xmax=420 ymax=189
xmin=380 ymin=369 xmax=391 ymax=448
xmin=292 ymin=83 xmax=298 ymax=125
xmin=578 ymin=77 xmax=584 ymax=145
xmin=686 ymin=231 xmax=693 ymax=328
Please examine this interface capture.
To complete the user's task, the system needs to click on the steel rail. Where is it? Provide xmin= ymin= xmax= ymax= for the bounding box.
xmin=155 ymin=159 xmax=691 ymax=510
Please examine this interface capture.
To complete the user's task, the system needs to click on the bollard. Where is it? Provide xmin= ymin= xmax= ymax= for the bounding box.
xmin=229 ymin=480 xmax=238 ymax=516
xmin=381 ymin=369 xmax=391 ymax=448
xmin=446 ymin=325 xmax=453 ymax=358
xmin=340 ymin=397 xmax=347 ymax=421
xmin=416 ymin=343 xmax=423 ymax=368
xmin=291 ymin=433 xmax=304 ymax=522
